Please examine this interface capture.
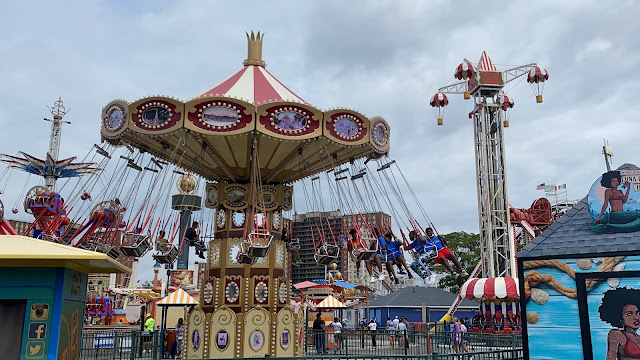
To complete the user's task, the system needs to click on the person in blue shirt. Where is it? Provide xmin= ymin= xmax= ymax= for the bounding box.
xmin=420 ymin=228 xmax=467 ymax=276
xmin=406 ymin=230 xmax=435 ymax=279
xmin=372 ymin=228 xmax=388 ymax=281
xmin=383 ymin=233 xmax=414 ymax=284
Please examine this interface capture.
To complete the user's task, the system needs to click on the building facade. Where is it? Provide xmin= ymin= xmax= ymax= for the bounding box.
xmin=291 ymin=211 xmax=343 ymax=284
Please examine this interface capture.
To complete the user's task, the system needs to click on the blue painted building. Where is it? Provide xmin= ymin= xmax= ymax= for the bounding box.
xmin=0 ymin=235 xmax=130 ymax=360
xmin=367 ymin=286 xmax=478 ymax=326
xmin=518 ymin=170 xmax=640 ymax=360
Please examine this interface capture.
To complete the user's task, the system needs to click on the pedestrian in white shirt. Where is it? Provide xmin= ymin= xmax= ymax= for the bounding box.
xmin=368 ymin=319 xmax=377 ymax=349
xmin=397 ymin=317 xmax=408 ymax=348
xmin=330 ymin=317 xmax=343 ymax=350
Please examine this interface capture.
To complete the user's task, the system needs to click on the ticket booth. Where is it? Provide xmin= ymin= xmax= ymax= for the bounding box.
xmin=0 ymin=235 xmax=130 ymax=360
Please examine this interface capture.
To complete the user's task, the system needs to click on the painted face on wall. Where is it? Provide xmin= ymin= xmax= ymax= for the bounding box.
xmin=622 ymin=304 xmax=640 ymax=329
xmin=611 ymin=177 xmax=620 ymax=188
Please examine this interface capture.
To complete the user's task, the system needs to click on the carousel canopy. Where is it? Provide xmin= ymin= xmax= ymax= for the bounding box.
xmin=196 ymin=63 xmax=306 ymax=104
xmin=460 ymin=277 xmax=519 ymax=300
xmin=316 ymin=294 xmax=345 ymax=308
xmin=100 ymin=31 xmax=390 ymax=184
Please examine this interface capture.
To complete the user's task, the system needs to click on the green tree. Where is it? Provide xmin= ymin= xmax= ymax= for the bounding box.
xmin=434 ymin=231 xmax=481 ymax=294
xmin=140 ymin=280 xmax=153 ymax=289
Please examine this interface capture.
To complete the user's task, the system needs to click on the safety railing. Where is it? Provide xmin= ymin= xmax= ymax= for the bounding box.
xmin=80 ymin=328 xmax=521 ymax=360
xmin=80 ymin=330 xmax=166 ymax=360
xmin=304 ymin=328 xmax=522 ymax=358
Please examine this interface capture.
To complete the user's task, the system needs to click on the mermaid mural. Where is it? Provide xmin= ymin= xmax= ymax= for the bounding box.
xmin=598 ymin=287 xmax=640 ymax=360
xmin=589 ymin=169 xmax=640 ymax=233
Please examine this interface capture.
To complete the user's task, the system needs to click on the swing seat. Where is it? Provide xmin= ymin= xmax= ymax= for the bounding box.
xmin=120 ymin=233 xmax=151 ymax=257
xmin=107 ymin=248 xmax=120 ymax=259
xmin=287 ymin=237 xmax=301 ymax=251
xmin=153 ymin=246 xmax=179 ymax=264
xmin=236 ymin=250 xmax=258 ymax=265
xmin=246 ymin=232 xmax=274 ymax=258
xmin=353 ymin=237 xmax=378 ymax=261
xmin=38 ymin=233 xmax=59 ymax=243
xmin=315 ymin=244 xmax=340 ymax=265
xmin=156 ymin=241 xmax=170 ymax=253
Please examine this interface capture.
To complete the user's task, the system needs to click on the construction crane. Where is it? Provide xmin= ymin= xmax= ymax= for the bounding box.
xmin=431 ymin=52 xmax=549 ymax=278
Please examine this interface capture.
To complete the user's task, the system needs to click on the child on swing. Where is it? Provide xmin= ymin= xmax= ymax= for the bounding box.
xmin=344 ymin=228 xmax=377 ymax=283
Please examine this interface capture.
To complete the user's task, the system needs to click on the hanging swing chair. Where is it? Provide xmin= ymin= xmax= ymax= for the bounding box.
xmin=245 ymin=231 xmax=275 ymax=258
xmin=314 ymin=242 xmax=340 ymax=265
xmin=153 ymin=245 xmax=180 ymax=264
xmin=106 ymin=247 xmax=121 ymax=259
xmin=120 ymin=232 xmax=151 ymax=257
xmin=288 ymin=237 xmax=301 ymax=251
xmin=353 ymin=236 xmax=378 ymax=262
xmin=236 ymin=240 xmax=258 ymax=265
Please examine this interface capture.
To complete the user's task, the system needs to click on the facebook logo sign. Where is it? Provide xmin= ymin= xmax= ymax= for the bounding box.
xmin=28 ymin=323 xmax=46 ymax=339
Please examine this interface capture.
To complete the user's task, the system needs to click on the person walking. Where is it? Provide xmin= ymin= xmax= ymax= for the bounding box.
xmin=451 ymin=317 xmax=462 ymax=353
xmin=459 ymin=318 xmax=470 ymax=353
xmin=397 ymin=317 xmax=408 ymax=348
xmin=388 ymin=319 xmax=396 ymax=349
xmin=368 ymin=319 xmax=377 ymax=349
xmin=175 ymin=318 xmax=184 ymax=358
xmin=312 ymin=313 xmax=326 ymax=354
xmin=330 ymin=317 xmax=344 ymax=351
xmin=143 ymin=313 xmax=155 ymax=354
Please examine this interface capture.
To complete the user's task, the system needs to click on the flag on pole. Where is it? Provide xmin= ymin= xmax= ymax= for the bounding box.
xmin=536 ymin=183 xmax=545 ymax=190
xmin=544 ymin=185 xmax=556 ymax=192
xmin=557 ymin=184 xmax=566 ymax=189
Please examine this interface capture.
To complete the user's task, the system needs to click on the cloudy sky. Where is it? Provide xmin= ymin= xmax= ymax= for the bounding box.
xmin=1 ymin=0 xmax=639 ymax=283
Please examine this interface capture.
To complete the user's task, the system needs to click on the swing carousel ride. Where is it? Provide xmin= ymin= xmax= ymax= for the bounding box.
xmin=0 ymin=30 xmax=556 ymax=354
xmin=0 ymin=31 xmax=443 ymax=358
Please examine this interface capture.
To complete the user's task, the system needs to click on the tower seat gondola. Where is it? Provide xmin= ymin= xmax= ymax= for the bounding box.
xmin=119 ymin=233 xmax=151 ymax=257
xmin=153 ymin=246 xmax=179 ymax=264
xmin=314 ymin=243 xmax=340 ymax=265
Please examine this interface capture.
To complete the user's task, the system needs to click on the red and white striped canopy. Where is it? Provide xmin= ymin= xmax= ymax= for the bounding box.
xmin=478 ymin=51 xmax=497 ymax=72
xmin=500 ymin=94 xmax=514 ymax=109
xmin=527 ymin=66 xmax=549 ymax=83
xmin=460 ymin=277 xmax=519 ymax=300
xmin=455 ymin=60 xmax=475 ymax=80
xmin=195 ymin=65 xmax=306 ymax=105
xmin=430 ymin=92 xmax=448 ymax=108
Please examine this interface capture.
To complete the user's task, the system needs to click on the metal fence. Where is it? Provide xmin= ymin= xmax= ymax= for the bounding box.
xmin=192 ymin=350 xmax=524 ymax=360
xmin=81 ymin=329 xmax=164 ymax=360
xmin=80 ymin=328 xmax=522 ymax=360
xmin=305 ymin=328 xmax=522 ymax=358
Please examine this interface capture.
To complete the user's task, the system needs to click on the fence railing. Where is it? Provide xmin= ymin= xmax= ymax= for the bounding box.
xmin=80 ymin=328 xmax=522 ymax=360
xmin=81 ymin=330 xmax=165 ymax=360
xmin=305 ymin=327 xmax=522 ymax=358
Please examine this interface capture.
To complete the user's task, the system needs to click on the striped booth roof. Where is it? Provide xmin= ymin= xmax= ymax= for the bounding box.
xmin=459 ymin=277 xmax=519 ymax=300
xmin=316 ymin=294 xmax=346 ymax=308
xmin=157 ymin=288 xmax=198 ymax=306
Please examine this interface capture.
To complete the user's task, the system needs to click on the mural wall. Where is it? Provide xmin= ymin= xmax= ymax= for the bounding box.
xmin=523 ymin=255 xmax=640 ymax=360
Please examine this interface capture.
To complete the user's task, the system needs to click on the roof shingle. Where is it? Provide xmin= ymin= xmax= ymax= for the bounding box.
xmin=517 ymin=196 xmax=640 ymax=260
